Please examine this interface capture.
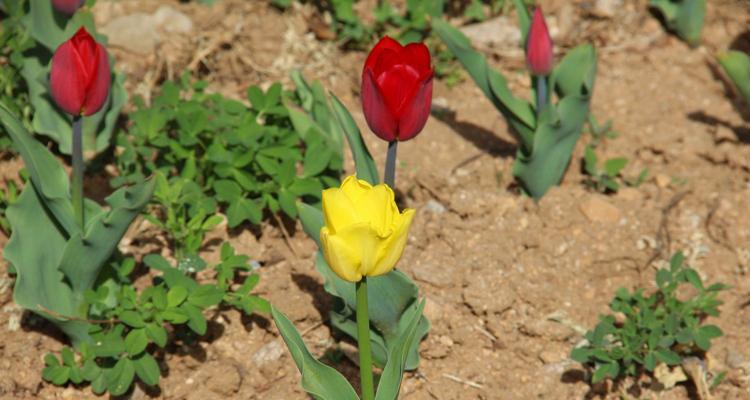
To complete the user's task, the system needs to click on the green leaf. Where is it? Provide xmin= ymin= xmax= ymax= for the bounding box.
xmin=570 ymin=347 xmax=590 ymax=363
xmin=162 ymin=308 xmax=189 ymax=324
xmin=375 ymin=300 xmax=426 ymax=400
xmin=105 ymin=357 xmax=136 ymax=396
xmin=298 ymin=202 xmax=324 ymax=247
xmin=591 ymin=363 xmax=618 ymax=383
xmin=584 ymin=146 xmax=598 ymax=175
xmin=650 ymin=0 xmax=705 ymax=45
xmin=656 ymin=269 xmax=672 ymax=287
xmin=187 ymin=285 xmax=224 ymax=308
xmin=58 ymin=178 xmax=155 ymax=294
xmin=61 ymin=346 xmax=75 ymax=366
xmin=512 ymin=0 xmax=531 ymax=44
xmin=432 ymin=18 xmax=536 ymax=150
xmin=124 ymin=328 xmax=149 ymax=356
xmin=719 ymin=51 xmax=750 ymax=105
xmin=145 ymin=323 xmax=168 ymax=348
xmin=271 ymin=306 xmax=359 ymax=400
xmin=183 ymin=304 xmax=208 ymax=335
xmin=133 ymin=353 xmax=161 ymax=387
xmin=655 ymin=349 xmax=682 ymax=365
xmin=119 ymin=310 xmax=145 ymax=328
xmin=0 ymin=102 xmax=77 ymax=235
xmin=43 ymin=365 xmax=70 ymax=386
xmin=330 ymin=94 xmax=379 ymax=184
xmin=603 ymin=158 xmax=628 ymax=177
xmin=167 ymin=286 xmax=189 ymax=308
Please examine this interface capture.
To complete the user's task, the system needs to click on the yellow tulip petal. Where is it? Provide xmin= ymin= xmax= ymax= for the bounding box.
xmin=340 ymin=175 xmax=373 ymax=204
xmin=322 ymin=187 xmax=361 ymax=234
xmin=321 ymin=227 xmax=362 ymax=282
xmin=354 ymin=184 xmax=394 ymax=236
xmin=334 ymin=222 xmax=381 ymax=278
xmin=370 ymin=208 xmax=415 ymax=277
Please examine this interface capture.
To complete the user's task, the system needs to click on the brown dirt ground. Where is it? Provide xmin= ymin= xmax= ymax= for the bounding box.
xmin=1 ymin=0 xmax=750 ymax=399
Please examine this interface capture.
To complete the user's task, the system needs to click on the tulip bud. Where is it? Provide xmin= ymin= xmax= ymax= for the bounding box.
xmin=361 ymin=36 xmax=433 ymax=142
xmin=526 ymin=7 xmax=554 ymax=76
xmin=52 ymin=0 xmax=85 ymax=15
xmin=49 ymin=27 xmax=111 ymax=117
xmin=320 ymin=176 xmax=415 ymax=282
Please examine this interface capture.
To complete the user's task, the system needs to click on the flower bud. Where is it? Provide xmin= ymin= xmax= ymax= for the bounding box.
xmin=320 ymin=176 xmax=415 ymax=282
xmin=49 ymin=27 xmax=111 ymax=117
xmin=52 ymin=0 xmax=84 ymax=15
xmin=361 ymin=36 xmax=433 ymax=142
xmin=526 ymin=7 xmax=554 ymax=76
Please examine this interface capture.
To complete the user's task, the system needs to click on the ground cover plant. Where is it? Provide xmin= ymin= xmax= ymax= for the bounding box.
xmin=1 ymin=0 xmax=749 ymax=399
xmin=571 ymin=252 xmax=727 ymax=390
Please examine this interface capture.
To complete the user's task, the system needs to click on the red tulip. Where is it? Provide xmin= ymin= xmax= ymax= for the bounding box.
xmin=361 ymin=36 xmax=433 ymax=142
xmin=52 ymin=0 xmax=84 ymax=15
xmin=526 ymin=7 xmax=554 ymax=76
xmin=49 ymin=27 xmax=110 ymax=117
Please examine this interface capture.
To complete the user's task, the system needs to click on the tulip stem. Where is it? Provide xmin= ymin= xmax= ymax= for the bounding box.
xmin=72 ymin=116 xmax=84 ymax=230
xmin=384 ymin=140 xmax=398 ymax=187
xmin=535 ymin=75 xmax=548 ymax=114
xmin=356 ymin=278 xmax=375 ymax=400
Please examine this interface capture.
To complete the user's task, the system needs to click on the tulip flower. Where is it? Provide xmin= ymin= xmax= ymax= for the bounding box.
xmin=49 ymin=27 xmax=111 ymax=117
xmin=49 ymin=27 xmax=111 ymax=229
xmin=526 ymin=7 xmax=554 ymax=77
xmin=320 ymin=175 xmax=415 ymax=283
xmin=361 ymin=36 xmax=433 ymax=143
xmin=52 ymin=0 xmax=85 ymax=15
xmin=320 ymin=174 xmax=415 ymax=400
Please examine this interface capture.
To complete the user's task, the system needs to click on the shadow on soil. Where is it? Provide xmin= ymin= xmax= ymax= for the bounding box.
xmin=431 ymin=109 xmax=517 ymax=159
xmin=687 ymin=111 xmax=750 ymax=144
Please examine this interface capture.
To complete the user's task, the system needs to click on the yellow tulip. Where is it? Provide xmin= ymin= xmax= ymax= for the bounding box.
xmin=320 ymin=175 xmax=415 ymax=282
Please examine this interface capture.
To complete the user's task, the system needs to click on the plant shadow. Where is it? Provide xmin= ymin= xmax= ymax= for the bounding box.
xmin=687 ymin=110 xmax=750 ymax=144
xmin=431 ymin=108 xmax=517 ymax=159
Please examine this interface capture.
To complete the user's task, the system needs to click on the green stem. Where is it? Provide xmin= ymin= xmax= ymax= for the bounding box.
xmin=72 ymin=116 xmax=84 ymax=229
xmin=384 ymin=140 xmax=397 ymax=187
xmin=535 ymin=75 xmax=548 ymax=114
xmin=356 ymin=278 xmax=375 ymax=400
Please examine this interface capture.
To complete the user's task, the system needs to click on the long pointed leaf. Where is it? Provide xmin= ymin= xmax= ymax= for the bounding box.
xmin=271 ymin=306 xmax=359 ymax=400
xmin=329 ymin=94 xmax=379 ymax=184
xmin=375 ymin=299 xmax=426 ymax=400
xmin=432 ymin=19 xmax=535 ymax=150
xmin=0 ymin=101 xmax=78 ymax=235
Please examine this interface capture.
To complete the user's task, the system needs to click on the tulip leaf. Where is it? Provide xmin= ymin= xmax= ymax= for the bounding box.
xmin=289 ymin=70 xmax=345 ymax=156
xmin=330 ymin=94 xmax=380 ymax=184
xmin=375 ymin=299 xmax=426 ymax=400
xmin=432 ymin=18 xmax=536 ymax=151
xmin=0 ymin=101 xmax=78 ymax=235
xmin=718 ymin=50 xmax=750 ymax=106
xmin=298 ymin=202 xmax=324 ymax=247
xmin=512 ymin=0 xmax=531 ymax=45
xmin=58 ymin=179 xmax=155 ymax=294
xmin=650 ymin=0 xmax=705 ymax=46
xmin=271 ymin=306 xmax=360 ymax=400
xmin=5 ymin=181 xmax=91 ymax=345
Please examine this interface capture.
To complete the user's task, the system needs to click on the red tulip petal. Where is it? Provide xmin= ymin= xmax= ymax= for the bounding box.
xmin=364 ymin=36 xmax=402 ymax=74
xmin=82 ymin=45 xmax=110 ymax=116
xmin=401 ymin=42 xmax=431 ymax=77
xmin=526 ymin=7 xmax=554 ymax=76
xmin=49 ymin=40 xmax=86 ymax=115
xmin=361 ymin=69 xmax=398 ymax=141
xmin=375 ymin=63 xmax=421 ymax=118
xmin=396 ymin=74 xmax=432 ymax=141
